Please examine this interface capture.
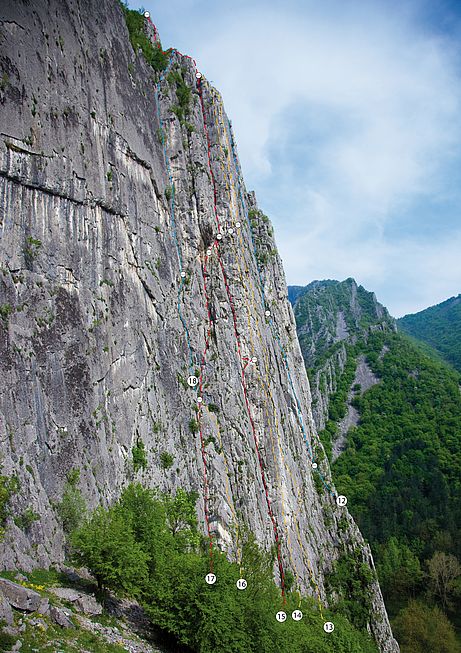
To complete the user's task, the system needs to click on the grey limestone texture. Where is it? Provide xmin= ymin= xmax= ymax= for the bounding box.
xmin=0 ymin=1 xmax=397 ymax=650
xmin=0 ymin=577 xmax=45 ymax=612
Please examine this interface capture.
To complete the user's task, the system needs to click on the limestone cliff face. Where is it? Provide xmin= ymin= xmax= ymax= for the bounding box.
xmin=0 ymin=2 xmax=397 ymax=650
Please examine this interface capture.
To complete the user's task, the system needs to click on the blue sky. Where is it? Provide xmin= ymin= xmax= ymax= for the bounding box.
xmin=128 ymin=0 xmax=461 ymax=316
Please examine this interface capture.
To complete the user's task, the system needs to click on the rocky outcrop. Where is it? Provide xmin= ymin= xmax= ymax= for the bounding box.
xmin=0 ymin=1 xmax=397 ymax=650
xmin=0 ymin=576 xmax=163 ymax=649
xmin=0 ymin=578 xmax=46 ymax=612
xmin=49 ymin=587 xmax=102 ymax=615
xmin=49 ymin=605 xmax=73 ymax=628
xmin=290 ymin=278 xmax=395 ymax=431
xmin=0 ymin=594 xmax=14 ymax=625
xmin=332 ymin=355 xmax=379 ymax=461
xmin=311 ymin=344 xmax=348 ymax=431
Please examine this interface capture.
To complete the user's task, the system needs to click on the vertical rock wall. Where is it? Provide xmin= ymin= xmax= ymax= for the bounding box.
xmin=0 ymin=1 xmax=397 ymax=650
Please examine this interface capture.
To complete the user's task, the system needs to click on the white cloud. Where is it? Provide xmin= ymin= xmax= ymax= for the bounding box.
xmin=143 ymin=0 xmax=461 ymax=315
xmin=194 ymin=4 xmax=461 ymax=192
xmin=278 ymin=227 xmax=461 ymax=317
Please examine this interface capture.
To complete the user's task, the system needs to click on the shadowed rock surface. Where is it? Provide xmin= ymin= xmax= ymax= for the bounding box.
xmin=0 ymin=2 xmax=397 ymax=650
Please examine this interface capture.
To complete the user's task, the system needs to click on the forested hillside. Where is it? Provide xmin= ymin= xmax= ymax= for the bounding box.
xmin=398 ymin=295 xmax=461 ymax=372
xmin=290 ymin=281 xmax=461 ymax=653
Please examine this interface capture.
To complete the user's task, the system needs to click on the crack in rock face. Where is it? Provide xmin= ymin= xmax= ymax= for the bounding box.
xmin=0 ymin=2 xmax=398 ymax=651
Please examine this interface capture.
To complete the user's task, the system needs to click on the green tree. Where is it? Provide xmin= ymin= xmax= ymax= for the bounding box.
xmin=162 ymin=488 xmax=198 ymax=539
xmin=393 ymin=600 xmax=461 ymax=653
xmin=71 ymin=506 xmax=148 ymax=594
xmin=376 ymin=537 xmax=423 ymax=609
xmin=427 ymin=552 xmax=461 ymax=610
xmin=0 ymin=469 xmax=19 ymax=541
xmin=56 ymin=468 xmax=86 ymax=533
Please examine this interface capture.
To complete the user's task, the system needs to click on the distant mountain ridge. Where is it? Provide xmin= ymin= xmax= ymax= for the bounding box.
xmin=288 ymin=280 xmax=338 ymax=306
xmin=398 ymin=294 xmax=461 ymax=372
xmin=288 ymin=278 xmax=395 ymax=431
xmin=289 ymin=278 xmax=461 ymax=647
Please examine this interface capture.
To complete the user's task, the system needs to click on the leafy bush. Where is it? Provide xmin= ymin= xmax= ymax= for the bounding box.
xmin=56 ymin=468 xmax=86 ymax=534
xmin=14 ymin=507 xmax=40 ymax=531
xmin=326 ymin=549 xmax=375 ymax=630
xmin=132 ymin=440 xmax=148 ymax=472
xmin=313 ymin=473 xmax=324 ymax=496
xmin=188 ymin=419 xmax=199 ymax=434
xmin=160 ymin=451 xmax=174 ymax=470
xmin=119 ymin=3 xmax=169 ymax=72
xmin=152 ymin=421 xmax=162 ymax=433
xmin=70 ymin=483 xmax=378 ymax=653
xmin=0 ymin=624 xmax=16 ymax=649
xmin=256 ymin=251 xmax=269 ymax=266
xmin=169 ymin=68 xmax=191 ymax=124
xmin=0 ymin=304 xmax=13 ymax=324
xmin=23 ymin=235 xmax=42 ymax=264
xmin=0 ymin=470 xmax=19 ymax=541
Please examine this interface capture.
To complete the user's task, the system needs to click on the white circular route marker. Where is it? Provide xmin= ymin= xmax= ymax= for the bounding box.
xmin=196 ymin=72 xmax=202 ymax=80
xmin=324 ymin=621 xmax=335 ymax=633
xmin=336 ymin=495 xmax=347 ymax=507
xmin=236 ymin=221 xmax=241 ymax=228
xmin=187 ymin=375 xmax=198 ymax=387
xmin=276 ymin=611 xmax=287 ymax=623
xmin=228 ymin=228 xmax=234 ymax=235
xmin=265 ymin=310 xmax=271 ymax=317
xmin=207 ymin=248 xmax=212 ymax=256
xmin=180 ymin=271 xmax=186 ymax=278
xmin=216 ymin=233 xmax=223 ymax=241
xmin=236 ymin=578 xmax=247 ymax=590
xmin=197 ymin=396 xmax=203 ymax=404
xmin=292 ymin=610 xmax=303 ymax=621
xmin=251 ymin=356 xmax=257 ymax=364
xmin=312 ymin=462 xmax=318 ymax=469
xmin=143 ymin=10 xmax=150 ymax=18
xmin=205 ymin=573 xmax=216 ymax=585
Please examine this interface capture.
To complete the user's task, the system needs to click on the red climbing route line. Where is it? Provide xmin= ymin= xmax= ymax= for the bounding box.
xmin=217 ymin=257 xmax=242 ymax=354
xmin=146 ymin=15 xmax=198 ymax=68
xmin=146 ymin=11 xmax=214 ymax=572
xmin=197 ymin=250 xmax=215 ymax=573
xmin=196 ymin=76 xmax=287 ymax=599
xmin=146 ymin=11 xmax=286 ymax=596
xmin=240 ymin=356 xmax=287 ymax=596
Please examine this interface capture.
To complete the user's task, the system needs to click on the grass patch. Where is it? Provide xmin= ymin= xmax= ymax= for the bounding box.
xmin=119 ymin=3 xmax=169 ymax=73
